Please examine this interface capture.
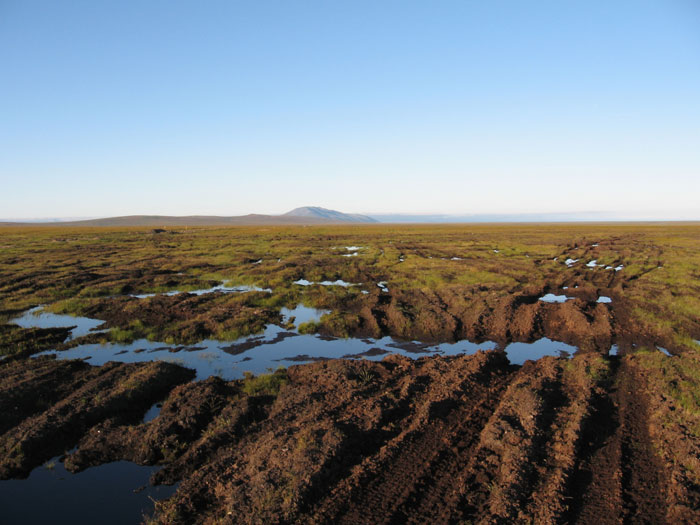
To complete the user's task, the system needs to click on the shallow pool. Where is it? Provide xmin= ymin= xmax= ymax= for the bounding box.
xmin=16 ymin=302 xmax=588 ymax=381
xmin=0 ymin=457 xmax=176 ymax=525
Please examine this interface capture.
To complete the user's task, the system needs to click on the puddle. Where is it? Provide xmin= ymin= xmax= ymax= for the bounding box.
xmin=451 ymin=257 xmax=463 ymax=261
xmin=586 ymin=260 xmax=599 ymax=268
xmin=609 ymin=345 xmax=619 ymax=356
xmin=565 ymin=258 xmax=579 ymax=267
xmin=21 ymin=303 xmax=584 ymax=382
xmin=377 ymin=281 xmax=389 ymax=292
xmin=597 ymin=296 xmax=612 ymax=303
xmin=539 ymin=294 xmax=573 ymax=303
xmin=10 ymin=307 xmax=104 ymax=339
xmin=38 ymin=339 xmax=249 ymax=381
xmin=293 ymin=279 xmax=359 ymax=287
xmin=502 ymin=338 xmax=576 ymax=365
xmin=341 ymin=246 xmax=363 ymax=257
xmin=657 ymin=346 xmax=673 ymax=357
xmin=281 ymin=305 xmax=330 ymax=326
xmin=132 ymin=283 xmax=271 ymax=299
xmin=0 ymin=457 xmax=176 ymax=525
xmin=142 ymin=402 xmax=162 ymax=423
xmin=603 ymin=265 xmax=624 ymax=272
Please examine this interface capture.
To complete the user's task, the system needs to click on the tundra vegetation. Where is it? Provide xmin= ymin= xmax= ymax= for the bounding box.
xmin=1 ymin=223 xmax=699 ymax=523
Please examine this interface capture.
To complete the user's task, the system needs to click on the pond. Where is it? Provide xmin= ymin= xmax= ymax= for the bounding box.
xmin=0 ymin=457 xmax=176 ymax=525
xmin=13 ymin=303 xmax=579 ymax=379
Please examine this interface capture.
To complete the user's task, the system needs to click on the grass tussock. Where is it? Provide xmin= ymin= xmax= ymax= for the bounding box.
xmin=242 ymin=368 xmax=288 ymax=397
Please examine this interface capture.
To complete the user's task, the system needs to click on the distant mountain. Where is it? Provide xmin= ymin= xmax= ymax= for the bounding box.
xmin=283 ymin=207 xmax=377 ymax=223
xmin=0 ymin=208 xmax=378 ymax=227
xmin=6 ymin=208 xmax=687 ymax=228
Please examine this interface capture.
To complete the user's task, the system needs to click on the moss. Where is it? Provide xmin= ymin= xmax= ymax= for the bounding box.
xmin=241 ymin=368 xmax=288 ymax=397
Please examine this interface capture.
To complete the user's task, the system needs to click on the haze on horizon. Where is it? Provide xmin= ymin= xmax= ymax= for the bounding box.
xmin=1 ymin=1 xmax=699 ymax=220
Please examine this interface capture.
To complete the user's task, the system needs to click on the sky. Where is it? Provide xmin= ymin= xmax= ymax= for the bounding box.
xmin=1 ymin=0 xmax=699 ymax=220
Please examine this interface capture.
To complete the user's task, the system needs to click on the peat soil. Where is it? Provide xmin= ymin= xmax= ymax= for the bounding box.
xmin=1 ymin=350 xmax=695 ymax=524
xmin=2 ymin=229 xmax=699 ymax=524
xmin=59 ymin=234 xmax=691 ymax=357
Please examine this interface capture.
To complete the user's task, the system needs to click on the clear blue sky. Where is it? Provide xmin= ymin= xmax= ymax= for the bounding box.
xmin=2 ymin=1 xmax=699 ymax=219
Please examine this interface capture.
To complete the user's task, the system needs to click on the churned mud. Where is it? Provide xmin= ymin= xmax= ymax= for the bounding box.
xmin=2 ymin=350 xmax=693 ymax=524
xmin=0 ymin=356 xmax=194 ymax=479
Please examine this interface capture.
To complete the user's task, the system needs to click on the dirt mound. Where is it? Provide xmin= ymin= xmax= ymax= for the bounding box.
xmin=337 ymin=288 xmax=615 ymax=353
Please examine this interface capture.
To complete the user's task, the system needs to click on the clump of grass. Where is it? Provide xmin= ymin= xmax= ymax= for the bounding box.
xmin=46 ymin=297 xmax=93 ymax=315
xmin=297 ymin=321 xmax=320 ymax=334
xmin=355 ymin=365 xmax=376 ymax=385
xmin=242 ymin=368 xmax=288 ymax=396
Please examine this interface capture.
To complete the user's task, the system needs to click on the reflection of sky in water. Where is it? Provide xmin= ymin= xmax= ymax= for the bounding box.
xmin=293 ymin=279 xmax=359 ymax=287
xmin=657 ymin=346 xmax=672 ymax=357
xmin=131 ymin=283 xmax=271 ymax=299
xmin=20 ymin=304 xmax=581 ymax=380
xmin=281 ymin=304 xmax=331 ymax=325
xmin=0 ymin=457 xmax=176 ymax=525
xmin=142 ymin=402 xmax=162 ymax=423
xmin=502 ymin=338 xmax=576 ymax=365
xmin=539 ymin=294 xmax=573 ymax=303
xmin=11 ymin=307 xmax=104 ymax=339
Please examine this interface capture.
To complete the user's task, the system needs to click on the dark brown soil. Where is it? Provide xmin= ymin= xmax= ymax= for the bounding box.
xmin=0 ymin=323 xmax=72 ymax=360
xmin=3 ymin=351 xmax=688 ymax=524
xmin=0 ymin=356 xmax=194 ymax=479
xmin=73 ymin=292 xmax=283 ymax=345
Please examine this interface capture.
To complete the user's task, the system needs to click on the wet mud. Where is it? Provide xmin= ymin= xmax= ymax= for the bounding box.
xmin=1 ymin=351 xmax=692 ymax=524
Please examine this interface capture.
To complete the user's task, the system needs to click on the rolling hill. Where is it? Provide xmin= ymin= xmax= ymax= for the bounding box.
xmin=0 ymin=207 xmax=378 ymax=227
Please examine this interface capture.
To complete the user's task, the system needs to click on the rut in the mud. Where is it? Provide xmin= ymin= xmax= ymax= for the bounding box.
xmin=0 ymin=356 xmax=194 ymax=478
xmin=2 ymin=349 xmax=688 ymax=524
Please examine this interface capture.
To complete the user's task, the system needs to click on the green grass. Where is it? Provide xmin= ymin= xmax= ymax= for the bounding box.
xmin=1 ymin=222 xmax=700 ymax=350
xmin=241 ymin=368 xmax=288 ymax=396
xmin=634 ymin=349 xmax=700 ymax=435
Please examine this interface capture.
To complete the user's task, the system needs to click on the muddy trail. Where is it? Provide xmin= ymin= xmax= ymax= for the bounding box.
xmin=2 ymin=350 xmax=697 ymax=524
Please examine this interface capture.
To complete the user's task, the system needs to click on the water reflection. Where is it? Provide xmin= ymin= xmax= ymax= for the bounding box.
xmin=11 ymin=307 xmax=104 ymax=339
xmin=17 ymin=304 xmax=585 ymax=380
xmin=539 ymin=294 xmax=573 ymax=303
xmin=0 ymin=457 xmax=176 ymax=525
